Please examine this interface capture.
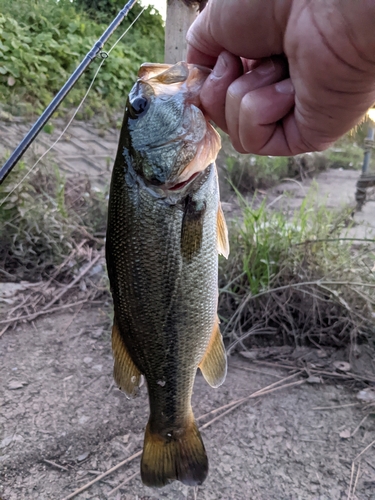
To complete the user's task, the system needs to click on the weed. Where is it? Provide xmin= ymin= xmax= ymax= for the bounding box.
xmin=218 ymin=134 xmax=326 ymax=193
xmin=0 ymin=0 xmax=164 ymax=117
xmin=218 ymin=132 xmax=366 ymax=195
xmin=0 ymin=162 xmax=108 ymax=283
xmin=219 ymin=189 xmax=375 ymax=349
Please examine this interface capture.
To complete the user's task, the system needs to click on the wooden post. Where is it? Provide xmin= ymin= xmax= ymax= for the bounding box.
xmin=164 ymin=0 xmax=198 ymax=64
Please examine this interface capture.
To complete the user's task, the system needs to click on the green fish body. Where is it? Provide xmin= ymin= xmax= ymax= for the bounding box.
xmin=106 ymin=62 xmax=229 ymax=488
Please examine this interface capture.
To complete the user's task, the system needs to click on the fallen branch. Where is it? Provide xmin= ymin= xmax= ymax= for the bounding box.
xmin=353 ymin=438 xmax=375 ymax=462
xmin=44 ymin=459 xmax=69 ymax=472
xmin=0 ymin=299 xmax=102 ymax=326
xmin=60 ymin=451 xmax=142 ymax=500
xmin=312 ymin=403 xmax=359 ymax=411
xmin=107 ymin=471 xmax=139 ymax=496
xmin=0 ymin=324 xmax=10 ymax=337
xmin=61 ymin=373 xmax=304 ymax=500
xmin=197 ymin=372 xmax=301 ymax=422
xmin=41 ymin=253 xmax=101 ymax=312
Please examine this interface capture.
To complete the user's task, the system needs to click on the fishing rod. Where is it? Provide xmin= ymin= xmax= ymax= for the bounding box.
xmin=0 ymin=0 xmax=139 ymax=185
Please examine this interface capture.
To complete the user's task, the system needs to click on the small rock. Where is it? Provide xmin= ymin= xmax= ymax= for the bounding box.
xmin=306 ymin=376 xmax=321 ymax=384
xmin=91 ymin=328 xmax=103 ymax=339
xmin=77 ymin=451 xmax=90 ymax=462
xmin=357 ymin=388 xmax=375 ymax=402
xmin=8 ymin=380 xmax=27 ymax=390
xmin=339 ymin=429 xmax=351 ymax=439
xmin=89 ymin=264 xmax=103 ymax=277
xmin=275 ymin=426 xmax=286 ymax=434
xmin=83 ymin=357 xmax=93 ymax=364
xmin=333 ymin=361 xmax=351 ymax=372
xmin=120 ymin=434 xmax=130 ymax=444
xmin=0 ymin=435 xmax=23 ymax=448
xmin=240 ymin=351 xmax=258 ymax=360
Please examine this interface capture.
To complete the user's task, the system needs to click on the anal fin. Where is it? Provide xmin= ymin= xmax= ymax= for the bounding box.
xmin=217 ymin=203 xmax=229 ymax=258
xmin=199 ymin=318 xmax=227 ymax=388
xmin=112 ymin=318 xmax=142 ymax=397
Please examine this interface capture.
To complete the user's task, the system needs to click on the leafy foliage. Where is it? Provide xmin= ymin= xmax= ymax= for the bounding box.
xmin=0 ymin=0 xmax=164 ymax=116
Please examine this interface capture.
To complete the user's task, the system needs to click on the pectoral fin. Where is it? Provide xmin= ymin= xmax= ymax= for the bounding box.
xmin=199 ymin=318 xmax=227 ymax=388
xmin=217 ymin=203 xmax=229 ymax=258
xmin=181 ymin=197 xmax=206 ymax=261
xmin=112 ymin=319 xmax=142 ymax=397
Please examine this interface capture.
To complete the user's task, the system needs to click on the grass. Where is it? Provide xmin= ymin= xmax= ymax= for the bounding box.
xmin=1 ymin=157 xmax=374 ymax=351
xmin=325 ymin=136 xmax=364 ymax=170
xmin=219 ymin=188 xmax=375 ymax=350
xmin=218 ymin=131 xmax=366 ymax=195
xmin=0 ymin=160 xmax=108 ymax=283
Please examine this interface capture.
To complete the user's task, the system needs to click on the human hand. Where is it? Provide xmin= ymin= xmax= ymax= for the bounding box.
xmin=187 ymin=0 xmax=375 ymax=156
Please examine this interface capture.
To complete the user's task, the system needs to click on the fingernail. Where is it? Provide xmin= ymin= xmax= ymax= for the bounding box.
xmin=254 ymin=58 xmax=275 ymax=75
xmin=275 ymin=79 xmax=294 ymax=94
xmin=212 ymin=53 xmax=228 ymax=78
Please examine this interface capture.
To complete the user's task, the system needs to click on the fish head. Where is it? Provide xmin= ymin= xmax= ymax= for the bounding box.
xmin=124 ymin=61 xmax=221 ymax=190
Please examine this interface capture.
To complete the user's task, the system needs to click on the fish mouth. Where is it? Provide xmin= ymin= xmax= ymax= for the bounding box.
xmin=167 ymin=172 xmax=201 ymax=192
xmin=133 ymin=62 xmax=222 ymax=194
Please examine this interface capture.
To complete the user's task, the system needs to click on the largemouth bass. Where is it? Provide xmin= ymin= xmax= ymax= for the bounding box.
xmin=106 ymin=61 xmax=229 ymax=488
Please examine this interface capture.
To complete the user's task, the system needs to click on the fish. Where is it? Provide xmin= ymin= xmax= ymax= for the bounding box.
xmin=105 ymin=61 xmax=229 ymax=488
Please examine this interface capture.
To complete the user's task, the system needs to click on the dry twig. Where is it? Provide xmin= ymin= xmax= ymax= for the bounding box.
xmin=0 ymin=299 xmax=101 ymax=326
xmin=347 ymin=462 xmax=355 ymax=500
xmin=354 ymin=438 xmax=375 ymax=462
xmin=350 ymin=415 xmax=369 ymax=438
xmin=60 ymin=451 xmax=142 ymax=500
xmin=43 ymin=459 xmax=69 ymax=472
xmin=312 ymin=403 xmax=359 ymax=411
xmin=61 ymin=373 xmax=304 ymax=499
xmin=107 ymin=471 xmax=139 ymax=496
xmin=41 ymin=253 xmax=101 ymax=312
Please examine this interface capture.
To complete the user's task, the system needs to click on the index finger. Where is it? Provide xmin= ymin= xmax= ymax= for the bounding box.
xmin=186 ymin=45 xmax=218 ymax=68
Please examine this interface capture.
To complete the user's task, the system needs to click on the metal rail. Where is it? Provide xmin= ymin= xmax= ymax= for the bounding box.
xmin=0 ymin=0 xmax=138 ymax=184
xmin=355 ymin=125 xmax=375 ymax=210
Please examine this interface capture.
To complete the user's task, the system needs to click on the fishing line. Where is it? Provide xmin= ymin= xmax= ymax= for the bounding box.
xmin=0 ymin=6 xmax=146 ymax=207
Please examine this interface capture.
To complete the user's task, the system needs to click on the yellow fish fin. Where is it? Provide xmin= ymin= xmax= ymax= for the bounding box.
xmin=217 ymin=203 xmax=229 ymax=258
xmin=141 ymin=411 xmax=208 ymax=487
xmin=112 ymin=319 xmax=142 ymax=398
xmin=181 ymin=197 xmax=206 ymax=261
xmin=199 ymin=318 xmax=227 ymax=388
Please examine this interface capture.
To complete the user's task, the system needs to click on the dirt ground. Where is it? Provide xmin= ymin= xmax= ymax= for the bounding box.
xmin=1 ymin=308 xmax=375 ymax=500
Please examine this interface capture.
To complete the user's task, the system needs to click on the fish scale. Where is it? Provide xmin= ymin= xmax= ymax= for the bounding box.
xmin=106 ymin=61 xmax=229 ymax=488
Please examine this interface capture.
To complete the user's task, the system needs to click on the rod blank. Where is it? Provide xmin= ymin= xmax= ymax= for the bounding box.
xmin=0 ymin=0 xmax=138 ymax=184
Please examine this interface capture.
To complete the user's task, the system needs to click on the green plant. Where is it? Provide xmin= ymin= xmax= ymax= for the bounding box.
xmin=0 ymin=0 xmax=164 ymax=116
xmin=325 ymin=135 xmax=364 ymax=170
xmin=218 ymin=133 xmax=326 ymax=193
xmin=219 ymin=189 xmax=375 ymax=349
xmin=0 ymin=162 xmax=108 ymax=282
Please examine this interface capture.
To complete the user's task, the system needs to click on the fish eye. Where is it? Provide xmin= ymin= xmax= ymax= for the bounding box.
xmin=128 ymin=96 xmax=149 ymax=119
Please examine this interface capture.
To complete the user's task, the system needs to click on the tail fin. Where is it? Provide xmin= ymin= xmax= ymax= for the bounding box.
xmin=141 ymin=415 xmax=208 ymax=488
